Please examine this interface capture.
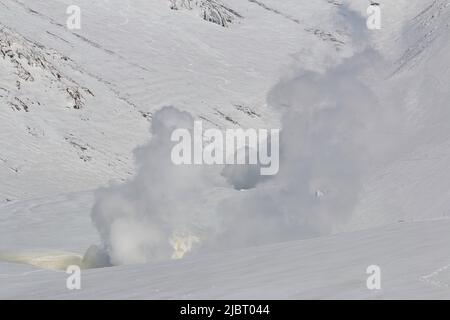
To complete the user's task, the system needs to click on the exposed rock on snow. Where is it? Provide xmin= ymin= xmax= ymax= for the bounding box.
xmin=0 ymin=26 xmax=93 ymax=111
xmin=170 ymin=0 xmax=242 ymax=27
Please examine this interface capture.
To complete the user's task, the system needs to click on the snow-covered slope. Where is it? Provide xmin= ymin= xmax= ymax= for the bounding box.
xmin=347 ymin=0 xmax=450 ymax=230
xmin=1 ymin=0 xmax=450 ymax=299
xmin=0 ymin=0 xmax=352 ymax=200
xmin=2 ymin=219 xmax=450 ymax=299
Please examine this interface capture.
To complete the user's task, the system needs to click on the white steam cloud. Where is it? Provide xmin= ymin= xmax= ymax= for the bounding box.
xmin=90 ymin=7 xmax=400 ymax=265
xmin=91 ymin=53 xmax=397 ymax=265
xmin=91 ymin=107 xmax=228 ymax=265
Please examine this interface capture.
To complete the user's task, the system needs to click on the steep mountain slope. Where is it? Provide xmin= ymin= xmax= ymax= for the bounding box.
xmin=0 ymin=0 xmax=352 ymax=201
xmin=347 ymin=0 xmax=450 ymax=230
xmin=1 ymin=0 xmax=450 ymax=299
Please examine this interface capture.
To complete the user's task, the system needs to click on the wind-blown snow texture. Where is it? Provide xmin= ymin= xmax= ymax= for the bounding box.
xmin=1 ymin=0 xmax=450 ymax=299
